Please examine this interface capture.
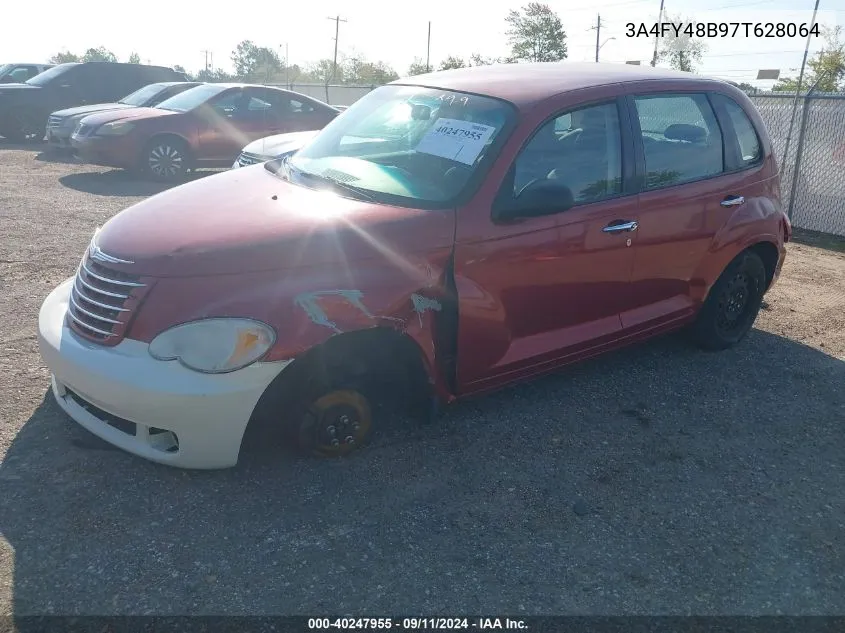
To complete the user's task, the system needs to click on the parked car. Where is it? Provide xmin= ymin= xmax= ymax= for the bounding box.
xmin=0 ymin=63 xmax=53 ymax=84
xmin=46 ymin=81 xmax=202 ymax=150
xmin=0 ymin=62 xmax=188 ymax=142
xmin=37 ymin=63 xmax=791 ymax=469
xmin=72 ymin=84 xmax=339 ymax=181
xmin=232 ymin=130 xmax=320 ymax=168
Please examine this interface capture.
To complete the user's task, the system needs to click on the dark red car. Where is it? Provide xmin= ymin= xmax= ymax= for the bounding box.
xmin=71 ymin=83 xmax=339 ymax=181
xmin=39 ymin=63 xmax=790 ymax=469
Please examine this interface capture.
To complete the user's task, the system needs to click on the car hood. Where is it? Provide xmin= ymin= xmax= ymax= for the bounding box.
xmin=0 ymin=83 xmax=39 ymax=93
xmin=242 ymin=130 xmax=320 ymax=159
xmin=79 ymin=106 xmax=177 ymax=127
xmin=52 ymin=103 xmax=131 ymax=118
xmin=95 ymin=163 xmax=455 ymax=277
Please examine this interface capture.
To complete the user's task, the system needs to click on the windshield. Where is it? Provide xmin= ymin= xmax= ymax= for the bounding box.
xmin=156 ymin=84 xmax=228 ymax=112
xmin=26 ymin=63 xmax=76 ymax=86
xmin=287 ymin=85 xmax=515 ymax=208
xmin=120 ymin=83 xmax=165 ymax=106
xmin=0 ymin=65 xmax=10 ymax=76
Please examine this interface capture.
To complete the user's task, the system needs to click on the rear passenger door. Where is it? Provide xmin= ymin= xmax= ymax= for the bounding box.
xmin=620 ymin=92 xmax=743 ymax=332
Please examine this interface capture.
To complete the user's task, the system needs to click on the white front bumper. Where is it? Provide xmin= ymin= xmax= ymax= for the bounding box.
xmin=37 ymin=278 xmax=290 ymax=469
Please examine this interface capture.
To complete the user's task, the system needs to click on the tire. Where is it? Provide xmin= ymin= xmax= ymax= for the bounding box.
xmin=141 ymin=136 xmax=190 ymax=182
xmin=0 ymin=109 xmax=44 ymax=143
xmin=690 ymin=250 xmax=767 ymax=351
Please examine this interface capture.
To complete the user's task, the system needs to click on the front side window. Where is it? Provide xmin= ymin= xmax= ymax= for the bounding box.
xmin=25 ymin=63 xmax=77 ymax=86
xmin=512 ymin=102 xmax=623 ymax=204
xmin=287 ymin=85 xmax=516 ymax=207
xmin=633 ymin=94 xmax=724 ymax=189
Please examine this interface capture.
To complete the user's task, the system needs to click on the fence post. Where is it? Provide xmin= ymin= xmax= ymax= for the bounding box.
xmin=786 ymin=72 xmax=831 ymax=220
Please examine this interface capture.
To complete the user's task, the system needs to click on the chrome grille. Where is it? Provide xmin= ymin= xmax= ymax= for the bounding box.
xmin=47 ymin=115 xmax=64 ymax=129
xmin=67 ymin=255 xmax=148 ymax=345
xmin=237 ymin=151 xmax=266 ymax=167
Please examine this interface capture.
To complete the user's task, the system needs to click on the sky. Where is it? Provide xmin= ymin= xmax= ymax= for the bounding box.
xmin=2 ymin=0 xmax=843 ymax=88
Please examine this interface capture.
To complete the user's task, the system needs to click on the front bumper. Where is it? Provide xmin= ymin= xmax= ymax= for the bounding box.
xmin=71 ymin=134 xmax=136 ymax=169
xmin=37 ymin=278 xmax=291 ymax=469
xmin=46 ymin=126 xmax=75 ymax=148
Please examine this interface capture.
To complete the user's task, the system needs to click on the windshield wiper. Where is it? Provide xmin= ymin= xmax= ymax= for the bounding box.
xmin=284 ymin=160 xmax=376 ymax=202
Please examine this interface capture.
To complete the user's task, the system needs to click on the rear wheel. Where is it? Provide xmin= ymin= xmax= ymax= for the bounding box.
xmin=0 ymin=109 xmax=44 ymax=142
xmin=142 ymin=136 xmax=190 ymax=182
xmin=297 ymin=389 xmax=373 ymax=457
xmin=690 ymin=250 xmax=767 ymax=350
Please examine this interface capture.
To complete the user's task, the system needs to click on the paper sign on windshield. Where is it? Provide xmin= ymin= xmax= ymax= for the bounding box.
xmin=415 ymin=118 xmax=497 ymax=165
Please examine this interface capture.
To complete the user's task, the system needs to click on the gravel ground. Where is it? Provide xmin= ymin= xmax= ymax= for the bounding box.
xmin=1 ymin=143 xmax=844 ymax=616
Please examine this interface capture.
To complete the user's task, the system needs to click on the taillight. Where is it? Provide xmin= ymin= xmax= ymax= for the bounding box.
xmin=783 ymin=214 xmax=792 ymax=243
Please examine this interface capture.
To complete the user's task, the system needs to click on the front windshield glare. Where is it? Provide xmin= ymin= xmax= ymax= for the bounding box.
xmin=25 ymin=64 xmax=74 ymax=86
xmin=120 ymin=83 xmax=164 ymax=106
xmin=289 ymin=85 xmax=514 ymax=207
xmin=156 ymin=84 xmax=228 ymax=112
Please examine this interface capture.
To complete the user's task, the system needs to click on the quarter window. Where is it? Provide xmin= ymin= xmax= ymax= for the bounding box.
xmin=512 ymin=102 xmax=623 ymax=205
xmin=713 ymin=94 xmax=761 ymax=166
xmin=633 ymin=94 xmax=724 ymax=189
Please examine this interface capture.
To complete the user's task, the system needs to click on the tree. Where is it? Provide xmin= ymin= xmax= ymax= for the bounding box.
xmin=439 ymin=55 xmax=467 ymax=70
xmin=231 ymin=40 xmax=282 ymax=79
xmin=173 ymin=65 xmax=187 ymax=75
xmin=657 ymin=14 xmax=707 ymax=73
xmin=505 ymin=2 xmax=567 ymax=62
xmin=736 ymin=82 xmax=759 ymax=95
xmin=82 ymin=47 xmax=118 ymax=63
xmin=49 ymin=51 xmax=80 ymax=64
xmin=305 ymin=59 xmax=341 ymax=85
xmin=469 ymin=53 xmax=496 ymax=66
xmin=772 ymin=27 xmax=845 ymax=93
xmin=343 ymin=57 xmax=399 ymax=85
xmin=195 ymin=68 xmax=234 ymax=82
xmin=407 ymin=58 xmax=430 ymax=76
xmin=128 ymin=52 xmax=141 ymax=64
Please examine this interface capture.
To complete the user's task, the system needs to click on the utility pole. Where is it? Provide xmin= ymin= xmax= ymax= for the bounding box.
xmin=593 ymin=14 xmax=601 ymax=62
xmin=327 ymin=15 xmax=348 ymax=82
xmin=426 ymin=21 xmax=431 ymax=72
xmin=201 ymin=50 xmax=210 ymax=72
xmin=650 ymin=0 xmax=665 ymax=66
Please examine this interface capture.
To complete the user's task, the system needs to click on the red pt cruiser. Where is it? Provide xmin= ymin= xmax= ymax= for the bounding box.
xmin=38 ymin=63 xmax=791 ymax=469
xmin=71 ymin=83 xmax=339 ymax=181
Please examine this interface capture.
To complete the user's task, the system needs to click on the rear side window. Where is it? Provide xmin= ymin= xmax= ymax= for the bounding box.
xmin=712 ymin=94 xmax=762 ymax=167
xmin=633 ymin=94 xmax=724 ymax=189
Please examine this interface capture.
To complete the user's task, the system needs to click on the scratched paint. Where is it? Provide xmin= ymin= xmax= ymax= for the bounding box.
xmin=294 ymin=290 xmax=374 ymax=333
xmin=410 ymin=293 xmax=442 ymax=327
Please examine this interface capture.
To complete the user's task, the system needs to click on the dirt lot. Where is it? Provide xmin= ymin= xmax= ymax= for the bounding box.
xmin=1 ymin=143 xmax=844 ymax=616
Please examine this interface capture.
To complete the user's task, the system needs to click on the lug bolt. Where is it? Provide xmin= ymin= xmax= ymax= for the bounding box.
xmin=345 ymin=436 xmax=355 ymax=445
xmin=331 ymin=439 xmax=340 ymax=447
xmin=352 ymin=423 xmax=360 ymax=432
xmin=340 ymin=415 xmax=350 ymax=424
xmin=326 ymin=425 xmax=336 ymax=436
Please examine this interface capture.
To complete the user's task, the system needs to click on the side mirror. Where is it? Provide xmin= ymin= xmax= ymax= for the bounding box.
xmin=494 ymin=179 xmax=574 ymax=221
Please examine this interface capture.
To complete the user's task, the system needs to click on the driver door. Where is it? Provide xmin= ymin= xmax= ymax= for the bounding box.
xmin=454 ymin=99 xmax=640 ymax=393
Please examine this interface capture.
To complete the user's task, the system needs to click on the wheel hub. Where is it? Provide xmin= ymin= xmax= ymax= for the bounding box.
xmin=149 ymin=145 xmax=182 ymax=178
xmin=318 ymin=405 xmax=363 ymax=449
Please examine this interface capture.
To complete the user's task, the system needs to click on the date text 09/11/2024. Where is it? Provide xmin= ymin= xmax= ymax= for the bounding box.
xmin=307 ymin=618 xmax=528 ymax=630
xmin=626 ymin=22 xmax=821 ymax=39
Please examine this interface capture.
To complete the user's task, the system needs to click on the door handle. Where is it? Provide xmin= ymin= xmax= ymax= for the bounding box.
xmin=721 ymin=195 xmax=745 ymax=207
xmin=602 ymin=220 xmax=638 ymax=233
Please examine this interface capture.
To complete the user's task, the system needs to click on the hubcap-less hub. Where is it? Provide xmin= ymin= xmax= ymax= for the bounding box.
xmin=717 ymin=272 xmax=751 ymax=334
xmin=319 ymin=406 xmax=363 ymax=450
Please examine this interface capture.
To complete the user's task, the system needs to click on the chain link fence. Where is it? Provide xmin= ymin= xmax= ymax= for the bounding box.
xmin=749 ymin=92 xmax=845 ymax=237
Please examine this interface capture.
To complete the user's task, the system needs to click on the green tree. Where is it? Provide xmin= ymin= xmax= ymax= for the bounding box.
xmin=469 ymin=53 xmax=496 ymax=66
xmin=128 ymin=52 xmax=141 ymax=64
xmin=774 ymin=26 xmax=845 ymax=92
xmin=657 ymin=14 xmax=707 ymax=72
xmin=736 ymin=82 xmax=759 ymax=94
xmin=505 ymin=2 xmax=567 ymax=62
xmin=82 ymin=47 xmax=118 ymax=63
xmin=173 ymin=65 xmax=187 ymax=75
xmin=49 ymin=50 xmax=80 ymax=64
xmin=305 ymin=59 xmax=341 ymax=85
xmin=195 ymin=68 xmax=234 ymax=82
xmin=343 ymin=57 xmax=399 ymax=85
xmin=231 ymin=40 xmax=282 ymax=79
xmin=407 ymin=58 xmax=430 ymax=75
xmin=439 ymin=55 xmax=466 ymax=70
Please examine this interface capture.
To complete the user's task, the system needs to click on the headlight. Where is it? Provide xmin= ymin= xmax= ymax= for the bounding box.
xmin=96 ymin=121 xmax=135 ymax=136
xmin=232 ymin=158 xmax=241 ymax=169
xmin=149 ymin=318 xmax=276 ymax=374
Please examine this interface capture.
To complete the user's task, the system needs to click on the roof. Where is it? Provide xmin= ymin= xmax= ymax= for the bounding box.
xmin=393 ymin=62 xmax=728 ymax=108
